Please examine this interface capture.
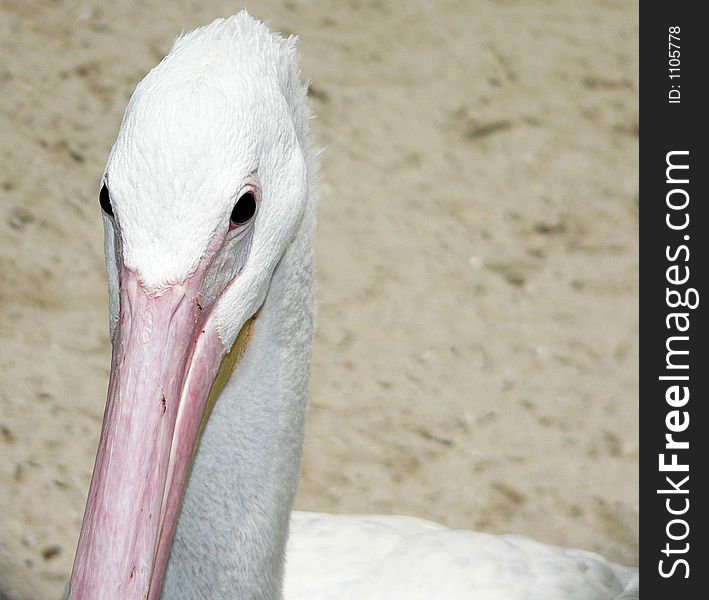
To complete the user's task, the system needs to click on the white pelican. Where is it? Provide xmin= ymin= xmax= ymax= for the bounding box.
xmin=67 ymin=11 xmax=639 ymax=600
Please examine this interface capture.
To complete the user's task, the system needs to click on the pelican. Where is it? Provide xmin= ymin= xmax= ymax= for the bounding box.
xmin=67 ymin=11 xmax=639 ymax=600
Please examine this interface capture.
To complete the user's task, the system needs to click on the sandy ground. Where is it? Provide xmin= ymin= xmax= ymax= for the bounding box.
xmin=0 ymin=1 xmax=638 ymax=598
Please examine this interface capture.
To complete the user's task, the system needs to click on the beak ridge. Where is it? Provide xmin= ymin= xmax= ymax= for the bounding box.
xmin=69 ymin=268 xmax=227 ymax=599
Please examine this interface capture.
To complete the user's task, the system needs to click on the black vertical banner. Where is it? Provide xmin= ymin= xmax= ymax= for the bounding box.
xmin=641 ymin=3 xmax=707 ymax=598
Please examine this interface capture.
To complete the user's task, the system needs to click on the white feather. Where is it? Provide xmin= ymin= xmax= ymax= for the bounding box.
xmin=286 ymin=512 xmax=638 ymax=600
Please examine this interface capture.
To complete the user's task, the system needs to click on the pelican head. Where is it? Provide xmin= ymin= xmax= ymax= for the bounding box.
xmin=68 ymin=12 xmax=316 ymax=599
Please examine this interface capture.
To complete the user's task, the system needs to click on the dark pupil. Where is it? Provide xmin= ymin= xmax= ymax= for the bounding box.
xmin=99 ymin=184 xmax=113 ymax=217
xmin=231 ymin=192 xmax=256 ymax=225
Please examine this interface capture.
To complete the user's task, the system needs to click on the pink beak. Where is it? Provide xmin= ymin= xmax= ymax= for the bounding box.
xmin=68 ymin=267 xmax=230 ymax=599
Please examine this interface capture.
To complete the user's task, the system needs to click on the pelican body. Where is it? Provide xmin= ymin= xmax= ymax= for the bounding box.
xmin=67 ymin=12 xmax=638 ymax=600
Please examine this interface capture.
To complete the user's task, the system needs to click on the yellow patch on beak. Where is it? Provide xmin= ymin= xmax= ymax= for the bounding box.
xmin=196 ymin=317 xmax=256 ymax=443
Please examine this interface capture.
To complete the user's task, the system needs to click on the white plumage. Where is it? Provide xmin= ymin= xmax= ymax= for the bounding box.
xmin=67 ymin=11 xmax=639 ymax=600
xmin=286 ymin=513 xmax=638 ymax=599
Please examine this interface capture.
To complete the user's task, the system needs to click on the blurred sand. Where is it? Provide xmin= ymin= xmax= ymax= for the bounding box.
xmin=0 ymin=1 xmax=638 ymax=598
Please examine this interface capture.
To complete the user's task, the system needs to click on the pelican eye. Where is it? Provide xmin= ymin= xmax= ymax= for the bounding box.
xmin=99 ymin=183 xmax=114 ymax=217
xmin=230 ymin=191 xmax=256 ymax=229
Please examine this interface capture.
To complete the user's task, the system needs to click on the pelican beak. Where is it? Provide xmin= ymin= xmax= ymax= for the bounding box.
xmin=68 ymin=267 xmax=251 ymax=599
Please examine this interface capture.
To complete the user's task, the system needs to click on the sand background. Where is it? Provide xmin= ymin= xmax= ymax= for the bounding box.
xmin=0 ymin=1 xmax=638 ymax=598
